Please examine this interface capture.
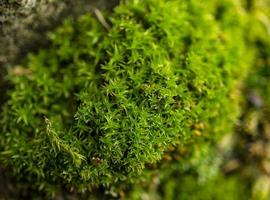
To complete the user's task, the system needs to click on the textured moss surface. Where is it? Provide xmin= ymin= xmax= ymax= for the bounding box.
xmin=0 ymin=0 xmax=269 ymax=199
xmin=124 ymin=1 xmax=270 ymax=199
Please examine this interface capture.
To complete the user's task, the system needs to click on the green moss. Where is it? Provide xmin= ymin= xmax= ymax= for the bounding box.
xmin=128 ymin=174 xmax=249 ymax=200
xmin=0 ymin=0 xmax=262 ymax=197
xmin=127 ymin=1 xmax=270 ymax=199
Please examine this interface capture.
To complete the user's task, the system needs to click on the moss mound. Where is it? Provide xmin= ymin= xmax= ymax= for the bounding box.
xmin=0 ymin=0 xmax=268 ymax=198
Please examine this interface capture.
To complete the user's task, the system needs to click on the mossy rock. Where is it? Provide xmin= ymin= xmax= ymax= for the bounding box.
xmin=0 ymin=0 xmax=118 ymax=65
xmin=0 ymin=0 xmax=266 ymax=198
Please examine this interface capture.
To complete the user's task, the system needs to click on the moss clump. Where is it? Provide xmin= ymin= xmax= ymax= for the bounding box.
xmin=0 ymin=0 xmax=257 ymax=197
xmin=124 ymin=1 xmax=270 ymax=199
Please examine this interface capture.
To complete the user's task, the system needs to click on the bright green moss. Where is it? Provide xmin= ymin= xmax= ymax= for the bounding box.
xmin=0 ymin=0 xmax=256 ymax=196
xmin=126 ymin=1 xmax=270 ymax=199
xmin=127 ymin=174 xmax=249 ymax=200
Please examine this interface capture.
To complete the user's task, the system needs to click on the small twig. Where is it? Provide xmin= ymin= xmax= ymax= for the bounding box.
xmin=94 ymin=8 xmax=111 ymax=31
xmin=257 ymin=12 xmax=270 ymax=36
